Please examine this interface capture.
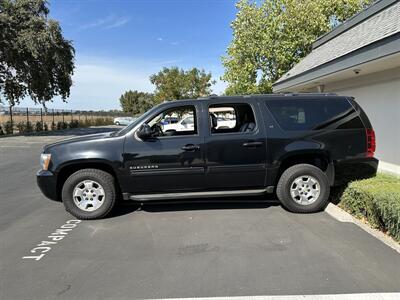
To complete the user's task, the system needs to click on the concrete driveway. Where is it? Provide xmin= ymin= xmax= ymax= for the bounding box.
xmin=0 ymin=127 xmax=399 ymax=299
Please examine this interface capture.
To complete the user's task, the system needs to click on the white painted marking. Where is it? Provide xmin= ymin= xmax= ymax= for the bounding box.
xmin=148 ymin=293 xmax=400 ymax=300
xmin=22 ymin=219 xmax=81 ymax=261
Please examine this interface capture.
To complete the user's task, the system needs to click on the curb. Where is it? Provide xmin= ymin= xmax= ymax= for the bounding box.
xmin=325 ymin=203 xmax=400 ymax=254
xmin=151 ymin=293 xmax=400 ymax=299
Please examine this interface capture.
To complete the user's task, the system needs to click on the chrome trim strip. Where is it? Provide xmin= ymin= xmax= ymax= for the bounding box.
xmin=129 ymin=188 xmax=268 ymax=201
xmin=130 ymin=167 xmax=204 ymax=176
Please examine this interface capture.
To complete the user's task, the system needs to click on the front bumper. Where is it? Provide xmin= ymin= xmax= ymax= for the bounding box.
xmin=37 ymin=170 xmax=58 ymax=201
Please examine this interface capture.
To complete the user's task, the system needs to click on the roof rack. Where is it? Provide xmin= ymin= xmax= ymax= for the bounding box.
xmin=196 ymin=92 xmax=338 ymax=100
xmin=197 ymin=94 xmax=219 ymax=100
xmin=280 ymin=92 xmax=338 ymax=96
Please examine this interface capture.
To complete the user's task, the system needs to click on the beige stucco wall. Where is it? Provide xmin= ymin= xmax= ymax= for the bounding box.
xmin=326 ymin=68 xmax=400 ymax=175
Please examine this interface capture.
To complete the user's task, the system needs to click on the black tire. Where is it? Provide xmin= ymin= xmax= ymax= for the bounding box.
xmin=115 ymin=121 xmax=120 ymax=126
xmin=61 ymin=169 xmax=116 ymax=220
xmin=276 ymin=164 xmax=330 ymax=213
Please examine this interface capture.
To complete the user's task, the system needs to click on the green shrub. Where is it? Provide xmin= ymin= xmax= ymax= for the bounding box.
xmin=16 ymin=121 xmax=26 ymax=133
xmin=35 ymin=121 xmax=43 ymax=132
xmin=78 ymin=120 xmax=87 ymax=128
xmin=26 ymin=121 xmax=33 ymax=133
xmin=16 ymin=121 xmax=33 ymax=133
xmin=80 ymin=117 xmax=113 ymax=127
xmin=51 ymin=121 xmax=56 ymax=131
xmin=4 ymin=121 xmax=13 ymax=134
xmin=339 ymin=174 xmax=400 ymax=241
xmin=44 ymin=123 xmax=49 ymax=131
xmin=68 ymin=120 xmax=79 ymax=128
xmin=56 ymin=121 xmax=68 ymax=130
xmin=0 ymin=124 xmax=4 ymax=135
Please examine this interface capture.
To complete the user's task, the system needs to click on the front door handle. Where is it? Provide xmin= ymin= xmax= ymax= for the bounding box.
xmin=181 ymin=144 xmax=200 ymax=151
xmin=242 ymin=141 xmax=263 ymax=148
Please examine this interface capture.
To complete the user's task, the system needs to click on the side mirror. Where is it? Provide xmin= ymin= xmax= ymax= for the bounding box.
xmin=137 ymin=124 xmax=152 ymax=140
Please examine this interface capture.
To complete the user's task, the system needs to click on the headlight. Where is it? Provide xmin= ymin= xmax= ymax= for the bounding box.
xmin=40 ymin=153 xmax=52 ymax=171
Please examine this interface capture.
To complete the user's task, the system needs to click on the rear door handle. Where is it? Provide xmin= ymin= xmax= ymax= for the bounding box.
xmin=181 ymin=144 xmax=200 ymax=151
xmin=242 ymin=141 xmax=263 ymax=148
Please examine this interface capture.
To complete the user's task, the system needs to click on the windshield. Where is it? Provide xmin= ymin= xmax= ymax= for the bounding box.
xmin=113 ymin=105 xmax=159 ymax=136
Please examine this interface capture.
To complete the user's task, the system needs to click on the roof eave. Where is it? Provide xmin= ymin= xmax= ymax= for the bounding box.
xmin=273 ymin=32 xmax=400 ymax=92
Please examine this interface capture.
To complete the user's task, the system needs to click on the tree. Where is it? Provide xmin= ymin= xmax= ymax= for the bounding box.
xmin=0 ymin=0 xmax=75 ymax=107
xmin=222 ymin=0 xmax=372 ymax=95
xmin=119 ymin=90 xmax=154 ymax=115
xmin=150 ymin=67 xmax=216 ymax=102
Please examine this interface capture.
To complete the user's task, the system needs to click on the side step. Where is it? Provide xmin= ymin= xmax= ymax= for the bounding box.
xmin=124 ymin=187 xmax=274 ymax=201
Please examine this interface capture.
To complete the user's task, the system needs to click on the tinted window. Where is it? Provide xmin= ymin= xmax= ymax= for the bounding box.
xmin=266 ymin=98 xmax=356 ymax=131
xmin=209 ymin=103 xmax=255 ymax=134
xmin=147 ymin=106 xmax=197 ymax=137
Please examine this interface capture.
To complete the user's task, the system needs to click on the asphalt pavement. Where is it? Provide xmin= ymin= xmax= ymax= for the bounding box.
xmin=0 ymin=127 xmax=399 ymax=299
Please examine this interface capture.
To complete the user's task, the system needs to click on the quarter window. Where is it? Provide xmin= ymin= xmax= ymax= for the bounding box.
xmin=266 ymin=99 xmax=360 ymax=131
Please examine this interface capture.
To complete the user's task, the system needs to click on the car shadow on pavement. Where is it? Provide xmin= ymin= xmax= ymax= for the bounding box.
xmin=107 ymin=196 xmax=280 ymax=218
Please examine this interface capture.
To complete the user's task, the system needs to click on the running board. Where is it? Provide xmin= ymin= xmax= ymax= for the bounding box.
xmin=124 ymin=188 xmax=272 ymax=201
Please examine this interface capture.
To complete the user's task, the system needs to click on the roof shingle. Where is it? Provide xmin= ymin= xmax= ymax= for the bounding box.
xmin=275 ymin=0 xmax=400 ymax=84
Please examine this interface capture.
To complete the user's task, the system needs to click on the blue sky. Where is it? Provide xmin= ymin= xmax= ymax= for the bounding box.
xmin=20 ymin=0 xmax=238 ymax=110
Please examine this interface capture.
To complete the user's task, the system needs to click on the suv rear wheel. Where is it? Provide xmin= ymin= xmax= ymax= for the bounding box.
xmin=61 ymin=169 xmax=116 ymax=219
xmin=276 ymin=164 xmax=330 ymax=213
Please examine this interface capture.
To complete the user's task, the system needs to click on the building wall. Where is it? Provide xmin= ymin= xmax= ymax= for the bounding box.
xmin=326 ymin=68 xmax=400 ymax=175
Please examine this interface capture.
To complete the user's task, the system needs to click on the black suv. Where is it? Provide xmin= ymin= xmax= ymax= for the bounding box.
xmin=37 ymin=94 xmax=378 ymax=219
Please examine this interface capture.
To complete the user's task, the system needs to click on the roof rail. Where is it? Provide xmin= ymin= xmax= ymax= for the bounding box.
xmin=280 ymin=92 xmax=338 ymax=96
xmin=197 ymin=94 xmax=219 ymax=100
xmin=196 ymin=92 xmax=338 ymax=100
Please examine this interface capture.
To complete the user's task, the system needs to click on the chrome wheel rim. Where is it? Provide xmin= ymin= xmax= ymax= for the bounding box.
xmin=73 ymin=180 xmax=105 ymax=212
xmin=290 ymin=175 xmax=320 ymax=205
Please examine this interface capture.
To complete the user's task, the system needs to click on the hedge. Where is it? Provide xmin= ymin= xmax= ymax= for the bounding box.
xmin=339 ymin=174 xmax=400 ymax=242
xmin=0 ymin=117 xmax=114 ymax=135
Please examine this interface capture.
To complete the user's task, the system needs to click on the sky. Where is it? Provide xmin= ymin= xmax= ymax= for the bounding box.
xmin=19 ymin=0 xmax=238 ymax=110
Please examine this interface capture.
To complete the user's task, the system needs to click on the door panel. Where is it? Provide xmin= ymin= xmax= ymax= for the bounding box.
xmin=206 ymin=133 xmax=266 ymax=189
xmin=205 ymin=101 xmax=267 ymax=189
xmin=123 ymin=136 xmax=205 ymax=193
xmin=121 ymin=103 xmax=205 ymax=194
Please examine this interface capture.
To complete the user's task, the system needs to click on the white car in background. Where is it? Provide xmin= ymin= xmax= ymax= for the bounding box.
xmin=216 ymin=117 xmax=236 ymax=129
xmin=114 ymin=117 xmax=136 ymax=126
xmin=162 ymin=116 xmax=195 ymax=132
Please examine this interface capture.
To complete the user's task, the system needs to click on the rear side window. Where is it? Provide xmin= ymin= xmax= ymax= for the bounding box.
xmin=266 ymin=98 xmax=362 ymax=131
xmin=209 ymin=103 xmax=256 ymax=134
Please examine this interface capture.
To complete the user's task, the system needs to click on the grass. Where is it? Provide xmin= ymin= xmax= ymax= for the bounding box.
xmin=338 ymin=173 xmax=400 ymax=242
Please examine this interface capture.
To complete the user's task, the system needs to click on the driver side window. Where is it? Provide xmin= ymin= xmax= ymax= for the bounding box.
xmin=147 ymin=105 xmax=197 ymax=137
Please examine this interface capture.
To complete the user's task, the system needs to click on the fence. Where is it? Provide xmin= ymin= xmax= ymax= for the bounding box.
xmin=0 ymin=106 xmax=126 ymax=135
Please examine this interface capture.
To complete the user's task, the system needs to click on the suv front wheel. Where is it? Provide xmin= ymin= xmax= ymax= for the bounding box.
xmin=276 ymin=164 xmax=330 ymax=213
xmin=62 ymin=169 xmax=116 ymax=219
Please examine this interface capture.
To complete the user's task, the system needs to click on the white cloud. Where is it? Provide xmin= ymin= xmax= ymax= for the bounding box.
xmin=105 ymin=17 xmax=130 ymax=29
xmin=79 ymin=15 xmax=130 ymax=30
xmin=17 ymin=56 xmax=227 ymax=110
xmin=66 ymin=63 xmax=153 ymax=110
xmin=157 ymin=37 xmax=163 ymax=41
